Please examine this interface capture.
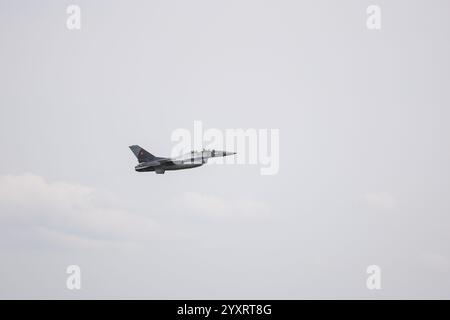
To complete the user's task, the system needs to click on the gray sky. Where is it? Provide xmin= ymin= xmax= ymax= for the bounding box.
xmin=1 ymin=0 xmax=450 ymax=299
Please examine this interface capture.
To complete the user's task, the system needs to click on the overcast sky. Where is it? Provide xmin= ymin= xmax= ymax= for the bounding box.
xmin=1 ymin=0 xmax=450 ymax=299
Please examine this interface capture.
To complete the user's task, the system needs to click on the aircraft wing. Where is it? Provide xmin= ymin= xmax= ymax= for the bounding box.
xmin=145 ymin=158 xmax=174 ymax=167
xmin=157 ymin=158 xmax=175 ymax=165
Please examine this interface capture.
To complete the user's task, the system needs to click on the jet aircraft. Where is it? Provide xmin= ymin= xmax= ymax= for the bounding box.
xmin=129 ymin=145 xmax=236 ymax=174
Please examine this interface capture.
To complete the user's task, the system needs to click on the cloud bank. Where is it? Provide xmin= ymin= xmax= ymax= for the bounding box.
xmin=0 ymin=173 xmax=157 ymax=249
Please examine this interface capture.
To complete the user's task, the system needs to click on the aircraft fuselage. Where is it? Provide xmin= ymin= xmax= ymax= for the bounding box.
xmin=129 ymin=146 xmax=236 ymax=174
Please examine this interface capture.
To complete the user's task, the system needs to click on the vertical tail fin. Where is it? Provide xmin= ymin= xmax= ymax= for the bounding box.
xmin=129 ymin=145 xmax=156 ymax=163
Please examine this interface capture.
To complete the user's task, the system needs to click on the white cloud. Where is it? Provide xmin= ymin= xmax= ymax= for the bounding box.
xmin=0 ymin=173 xmax=157 ymax=248
xmin=173 ymin=191 xmax=271 ymax=221
xmin=364 ymin=192 xmax=397 ymax=210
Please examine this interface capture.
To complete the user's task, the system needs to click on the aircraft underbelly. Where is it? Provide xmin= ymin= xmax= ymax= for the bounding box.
xmin=164 ymin=163 xmax=203 ymax=170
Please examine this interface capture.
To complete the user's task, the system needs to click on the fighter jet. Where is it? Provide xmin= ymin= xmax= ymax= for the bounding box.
xmin=129 ymin=145 xmax=236 ymax=174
